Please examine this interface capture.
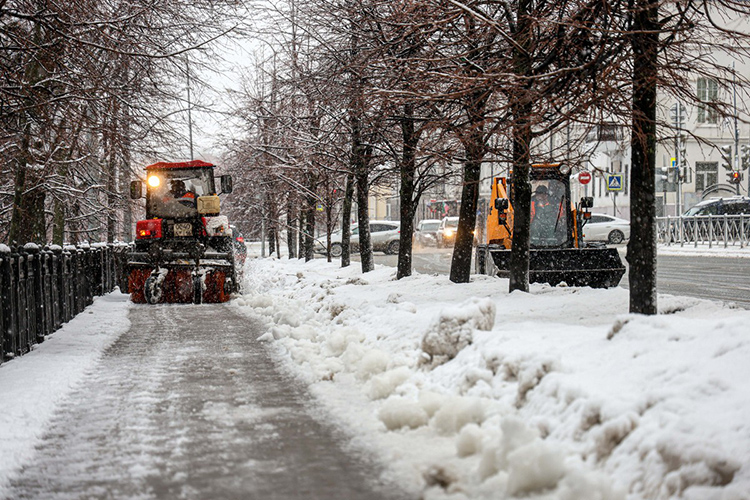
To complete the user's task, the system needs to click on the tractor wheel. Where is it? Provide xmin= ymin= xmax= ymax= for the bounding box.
xmin=193 ymin=274 xmax=203 ymax=304
xmin=608 ymin=230 xmax=625 ymax=245
xmin=144 ymin=275 xmax=163 ymax=304
xmin=169 ymin=269 xmax=194 ymax=303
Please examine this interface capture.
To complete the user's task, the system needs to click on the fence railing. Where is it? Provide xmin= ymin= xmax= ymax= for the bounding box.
xmin=657 ymin=215 xmax=750 ymax=248
xmin=0 ymin=243 xmax=130 ymax=364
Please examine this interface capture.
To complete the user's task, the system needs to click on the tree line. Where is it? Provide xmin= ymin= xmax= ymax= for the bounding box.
xmin=0 ymin=0 xmax=246 ymax=245
xmin=224 ymin=0 xmax=750 ymax=314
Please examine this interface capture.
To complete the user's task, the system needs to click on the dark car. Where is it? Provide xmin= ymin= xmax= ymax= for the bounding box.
xmin=683 ymin=196 xmax=750 ymax=216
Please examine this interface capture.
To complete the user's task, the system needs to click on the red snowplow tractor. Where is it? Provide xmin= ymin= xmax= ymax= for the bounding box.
xmin=127 ymin=160 xmax=239 ymax=304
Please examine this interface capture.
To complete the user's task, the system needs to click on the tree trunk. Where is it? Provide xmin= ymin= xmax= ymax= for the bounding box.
xmin=397 ymin=104 xmax=420 ymax=280
xmin=450 ymin=92 xmax=486 ymax=283
xmin=52 ymin=199 xmax=65 ymax=245
xmin=298 ymin=210 xmax=305 ymax=259
xmin=287 ymin=200 xmax=297 ymax=259
xmin=9 ymin=166 xmax=27 ymax=245
xmin=106 ymin=131 xmax=118 ymax=244
xmin=351 ymin=101 xmax=373 ymax=272
xmin=9 ymin=121 xmax=46 ymax=244
xmin=121 ymin=136 xmax=132 ymax=243
xmin=304 ymin=203 xmax=315 ymax=262
xmin=508 ymin=0 xmax=534 ymax=294
xmin=355 ymin=166 xmax=373 ymax=273
xmin=325 ymin=194 xmax=334 ymax=263
xmin=341 ymin=172 xmax=354 ymax=268
xmin=508 ymin=109 xmax=533 ymax=293
xmin=627 ymin=0 xmax=659 ymax=315
xmin=268 ymin=226 xmax=277 ymax=256
xmin=449 ymin=145 xmax=482 ymax=283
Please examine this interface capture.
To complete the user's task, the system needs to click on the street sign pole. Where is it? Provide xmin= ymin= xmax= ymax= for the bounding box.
xmin=613 ymin=191 xmax=617 ymax=217
xmin=673 ymin=101 xmax=683 ymax=215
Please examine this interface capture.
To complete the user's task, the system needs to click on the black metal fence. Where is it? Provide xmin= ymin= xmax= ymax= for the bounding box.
xmin=0 ymin=243 xmax=130 ymax=364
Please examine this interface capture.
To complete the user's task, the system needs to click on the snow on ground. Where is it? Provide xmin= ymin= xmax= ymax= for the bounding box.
xmin=0 ymin=292 xmax=131 ymax=496
xmin=234 ymin=254 xmax=750 ymax=500
xmin=657 ymin=243 xmax=750 ymax=259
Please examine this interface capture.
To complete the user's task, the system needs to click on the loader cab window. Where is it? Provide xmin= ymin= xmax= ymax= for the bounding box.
xmin=147 ymin=168 xmax=215 ymax=218
xmin=530 ymin=179 xmax=568 ymax=248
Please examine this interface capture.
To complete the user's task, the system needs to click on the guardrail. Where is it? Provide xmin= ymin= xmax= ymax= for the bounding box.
xmin=0 ymin=243 xmax=130 ymax=364
xmin=657 ymin=215 xmax=750 ymax=248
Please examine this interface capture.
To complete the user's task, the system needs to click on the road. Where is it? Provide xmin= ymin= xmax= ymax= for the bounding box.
xmin=362 ymin=245 xmax=750 ymax=309
xmin=621 ymin=252 xmax=750 ymax=309
xmin=8 ymin=304 xmax=407 ymax=500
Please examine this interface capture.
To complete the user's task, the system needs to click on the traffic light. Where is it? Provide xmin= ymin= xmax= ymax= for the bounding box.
xmin=656 ymin=167 xmax=669 ymax=191
xmin=741 ymin=144 xmax=750 ymax=171
xmin=670 ymin=102 xmax=686 ymax=128
xmin=720 ymin=145 xmax=733 ymax=171
xmin=728 ymin=171 xmax=742 ymax=184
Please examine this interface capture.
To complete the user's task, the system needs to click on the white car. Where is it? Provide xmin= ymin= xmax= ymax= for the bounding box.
xmin=436 ymin=216 xmax=460 ymax=248
xmin=414 ymin=219 xmax=442 ymax=247
xmin=583 ymin=213 xmax=630 ymax=244
xmin=315 ymin=220 xmax=401 ymax=257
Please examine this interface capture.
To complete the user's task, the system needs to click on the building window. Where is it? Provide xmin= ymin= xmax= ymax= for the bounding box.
xmin=695 ymin=161 xmax=718 ymax=192
xmin=697 ymin=78 xmax=718 ymax=124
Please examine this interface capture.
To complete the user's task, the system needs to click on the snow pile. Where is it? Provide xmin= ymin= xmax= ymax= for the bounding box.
xmin=235 ymin=256 xmax=750 ymax=500
xmin=421 ymin=297 xmax=495 ymax=367
xmin=0 ymin=293 xmax=132 ymax=496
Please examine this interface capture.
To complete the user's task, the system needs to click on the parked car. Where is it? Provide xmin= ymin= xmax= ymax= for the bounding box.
xmin=315 ymin=221 xmax=401 ymax=257
xmin=436 ymin=216 xmax=460 ymax=248
xmin=683 ymin=196 xmax=750 ymax=216
xmin=414 ymin=219 xmax=442 ymax=247
xmin=583 ymin=214 xmax=630 ymax=244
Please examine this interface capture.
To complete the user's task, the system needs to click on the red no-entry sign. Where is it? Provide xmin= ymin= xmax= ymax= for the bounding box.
xmin=579 ymin=171 xmax=592 ymax=185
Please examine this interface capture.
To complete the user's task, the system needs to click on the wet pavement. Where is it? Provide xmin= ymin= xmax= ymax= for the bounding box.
xmin=373 ymin=246 xmax=750 ymax=309
xmin=9 ymin=304 xmax=407 ymax=499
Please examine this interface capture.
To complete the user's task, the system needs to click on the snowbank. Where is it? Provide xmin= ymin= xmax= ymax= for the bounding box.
xmin=235 ymin=256 xmax=750 ymax=500
xmin=657 ymin=243 xmax=750 ymax=259
xmin=0 ymin=292 xmax=132 ymax=496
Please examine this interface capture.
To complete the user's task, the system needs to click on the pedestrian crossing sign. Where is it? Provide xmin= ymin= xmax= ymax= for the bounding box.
xmin=607 ymin=174 xmax=623 ymax=191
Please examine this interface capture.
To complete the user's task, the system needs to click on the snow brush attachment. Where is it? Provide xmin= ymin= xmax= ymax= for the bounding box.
xmin=128 ymin=266 xmax=231 ymax=304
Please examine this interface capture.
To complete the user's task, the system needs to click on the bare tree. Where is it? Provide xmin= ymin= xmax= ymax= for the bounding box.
xmin=1 ymin=0 xmax=247 ymax=245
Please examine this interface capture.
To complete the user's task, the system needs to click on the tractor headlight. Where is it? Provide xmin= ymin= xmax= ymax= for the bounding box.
xmin=147 ymin=175 xmax=161 ymax=187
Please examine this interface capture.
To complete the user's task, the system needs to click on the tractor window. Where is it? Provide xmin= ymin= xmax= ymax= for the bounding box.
xmin=147 ymin=168 xmax=215 ymax=219
xmin=530 ymin=179 xmax=568 ymax=247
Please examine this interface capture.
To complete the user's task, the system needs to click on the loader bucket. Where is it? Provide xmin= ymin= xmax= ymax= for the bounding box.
xmin=489 ymin=247 xmax=625 ymax=288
